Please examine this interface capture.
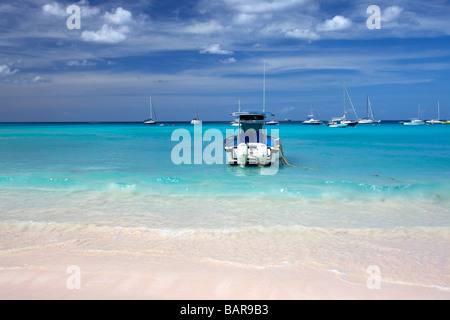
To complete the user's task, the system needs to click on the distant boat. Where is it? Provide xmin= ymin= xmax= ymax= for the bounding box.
xmin=266 ymin=120 xmax=279 ymax=125
xmin=144 ymin=97 xmax=157 ymax=125
xmin=302 ymin=103 xmax=322 ymax=125
xmin=327 ymin=117 xmax=348 ymax=128
xmin=426 ymin=101 xmax=443 ymax=124
xmin=403 ymin=104 xmax=425 ymax=126
xmin=329 ymin=84 xmax=357 ymax=127
xmin=191 ymin=108 xmax=202 ymax=125
xmin=359 ymin=95 xmax=381 ymax=124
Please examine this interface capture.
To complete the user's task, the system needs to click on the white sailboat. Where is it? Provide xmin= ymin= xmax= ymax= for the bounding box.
xmin=144 ymin=97 xmax=157 ymax=125
xmin=403 ymin=104 xmax=425 ymax=126
xmin=342 ymin=85 xmax=358 ymax=126
xmin=191 ymin=108 xmax=202 ymax=125
xmin=359 ymin=95 xmax=380 ymax=124
xmin=426 ymin=101 xmax=443 ymax=124
xmin=328 ymin=84 xmax=355 ymax=128
xmin=302 ymin=103 xmax=322 ymax=125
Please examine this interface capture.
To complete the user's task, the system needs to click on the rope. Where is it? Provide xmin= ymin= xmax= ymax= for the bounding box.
xmin=274 ymin=146 xmax=317 ymax=170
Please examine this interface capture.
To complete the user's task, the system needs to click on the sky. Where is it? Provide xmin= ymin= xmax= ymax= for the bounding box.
xmin=1 ymin=0 xmax=450 ymax=122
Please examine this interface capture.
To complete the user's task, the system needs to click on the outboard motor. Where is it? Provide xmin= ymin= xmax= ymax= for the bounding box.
xmin=236 ymin=143 xmax=248 ymax=167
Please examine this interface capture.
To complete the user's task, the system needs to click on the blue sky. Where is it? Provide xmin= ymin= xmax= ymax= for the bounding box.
xmin=1 ymin=0 xmax=450 ymax=121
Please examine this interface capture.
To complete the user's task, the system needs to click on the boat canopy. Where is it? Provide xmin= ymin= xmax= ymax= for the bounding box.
xmin=231 ymin=111 xmax=275 ymax=132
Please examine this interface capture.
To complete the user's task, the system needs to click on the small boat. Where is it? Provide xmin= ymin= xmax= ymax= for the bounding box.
xmin=266 ymin=120 xmax=279 ymax=125
xmin=302 ymin=103 xmax=322 ymax=125
xmin=329 ymin=84 xmax=357 ymax=128
xmin=191 ymin=108 xmax=202 ymax=125
xmin=359 ymin=95 xmax=381 ymax=124
xmin=403 ymin=105 xmax=425 ymax=126
xmin=426 ymin=102 xmax=443 ymax=124
xmin=224 ymin=111 xmax=282 ymax=167
xmin=403 ymin=119 xmax=425 ymax=126
xmin=144 ymin=97 xmax=157 ymax=125
xmin=327 ymin=117 xmax=348 ymax=128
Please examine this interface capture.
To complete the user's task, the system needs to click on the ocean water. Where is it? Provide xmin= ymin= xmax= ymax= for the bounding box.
xmin=0 ymin=122 xmax=449 ymax=289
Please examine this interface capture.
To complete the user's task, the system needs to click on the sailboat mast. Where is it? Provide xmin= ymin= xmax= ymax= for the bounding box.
xmin=438 ymin=101 xmax=440 ymax=120
xmin=343 ymin=84 xmax=346 ymax=117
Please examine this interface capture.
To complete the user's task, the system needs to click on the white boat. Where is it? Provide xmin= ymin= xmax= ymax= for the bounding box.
xmin=224 ymin=62 xmax=283 ymax=167
xmin=359 ymin=95 xmax=381 ymax=124
xmin=302 ymin=103 xmax=322 ymax=125
xmin=191 ymin=108 xmax=202 ymax=125
xmin=327 ymin=117 xmax=348 ymax=128
xmin=224 ymin=111 xmax=282 ymax=167
xmin=403 ymin=119 xmax=425 ymax=126
xmin=426 ymin=102 xmax=443 ymax=124
xmin=266 ymin=120 xmax=279 ymax=125
xmin=403 ymin=105 xmax=425 ymax=126
xmin=329 ymin=85 xmax=357 ymax=128
xmin=144 ymin=97 xmax=157 ymax=125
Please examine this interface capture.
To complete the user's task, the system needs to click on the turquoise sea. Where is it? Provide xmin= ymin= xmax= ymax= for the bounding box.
xmin=0 ymin=122 xmax=449 ymax=289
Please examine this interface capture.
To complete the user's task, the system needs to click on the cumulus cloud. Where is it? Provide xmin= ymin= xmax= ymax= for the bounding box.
xmin=81 ymin=7 xmax=133 ymax=44
xmin=317 ymin=15 xmax=352 ymax=32
xmin=104 ymin=7 xmax=133 ymax=25
xmin=200 ymin=44 xmax=233 ymax=55
xmin=42 ymin=2 xmax=66 ymax=17
xmin=81 ymin=24 xmax=129 ymax=44
xmin=0 ymin=64 xmax=19 ymax=76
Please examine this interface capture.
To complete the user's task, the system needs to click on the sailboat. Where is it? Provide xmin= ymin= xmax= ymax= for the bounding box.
xmin=403 ymin=104 xmax=425 ymax=126
xmin=342 ymin=85 xmax=358 ymax=126
xmin=359 ymin=95 xmax=381 ymax=124
xmin=191 ymin=108 xmax=202 ymax=125
xmin=328 ymin=84 xmax=356 ymax=128
xmin=426 ymin=102 xmax=443 ymax=124
xmin=144 ymin=97 xmax=157 ymax=125
xmin=302 ymin=103 xmax=322 ymax=125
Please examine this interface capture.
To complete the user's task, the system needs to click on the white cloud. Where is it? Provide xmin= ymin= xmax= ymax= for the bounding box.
xmin=66 ymin=59 xmax=97 ymax=67
xmin=81 ymin=7 xmax=134 ymax=44
xmin=224 ymin=0 xmax=307 ymax=14
xmin=284 ymin=28 xmax=320 ymax=40
xmin=0 ymin=64 xmax=19 ymax=76
xmin=184 ymin=21 xmax=224 ymax=34
xmin=104 ymin=7 xmax=133 ymax=25
xmin=382 ymin=6 xmax=404 ymax=23
xmin=220 ymin=57 xmax=237 ymax=64
xmin=81 ymin=24 xmax=129 ymax=44
xmin=42 ymin=2 xmax=66 ymax=17
xmin=317 ymin=15 xmax=352 ymax=32
xmin=200 ymin=44 xmax=233 ymax=55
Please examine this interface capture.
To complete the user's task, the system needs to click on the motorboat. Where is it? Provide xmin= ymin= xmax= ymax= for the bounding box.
xmin=224 ymin=111 xmax=283 ymax=167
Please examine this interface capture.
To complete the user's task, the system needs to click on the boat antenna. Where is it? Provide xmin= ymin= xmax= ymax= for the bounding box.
xmin=263 ymin=60 xmax=266 ymax=113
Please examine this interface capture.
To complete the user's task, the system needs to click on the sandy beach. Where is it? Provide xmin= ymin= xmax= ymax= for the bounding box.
xmin=0 ymin=223 xmax=448 ymax=300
